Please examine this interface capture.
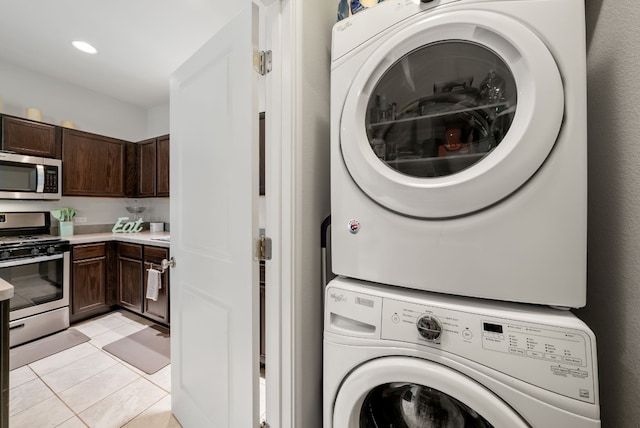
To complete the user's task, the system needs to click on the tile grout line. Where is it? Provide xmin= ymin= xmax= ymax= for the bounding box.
xmin=30 ymin=349 xmax=139 ymax=427
xmin=118 ymin=387 xmax=170 ymax=428
xmin=11 ymin=313 xmax=169 ymax=427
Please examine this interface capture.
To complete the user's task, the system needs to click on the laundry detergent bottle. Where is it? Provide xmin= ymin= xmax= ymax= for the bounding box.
xmin=350 ymin=0 xmax=366 ymax=15
xmin=337 ymin=0 xmax=350 ymax=21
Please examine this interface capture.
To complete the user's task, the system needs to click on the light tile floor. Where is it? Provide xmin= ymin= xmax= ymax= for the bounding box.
xmin=9 ymin=310 xmax=267 ymax=427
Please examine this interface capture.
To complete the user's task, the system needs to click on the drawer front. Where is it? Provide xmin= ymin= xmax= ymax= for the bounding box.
xmin=72 ymin=243 xmax=106 ymax=260
xmin=144 ymin=246 xmax=169 ymax=263
xmin=118 ymin=242 xmax=143 ymax=259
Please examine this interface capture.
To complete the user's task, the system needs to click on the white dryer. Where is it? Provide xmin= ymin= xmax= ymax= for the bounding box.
xmin=323 ymin=277 xmax=600 ymax=427
xmin=330 ymin=0 xmax=588 ymax=307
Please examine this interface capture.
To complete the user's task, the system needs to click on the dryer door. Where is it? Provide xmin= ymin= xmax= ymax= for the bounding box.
xmin=340 ymin=10 xmax=563 ymax=218
xmin=333 ymin=357 xmax=529 ymax=427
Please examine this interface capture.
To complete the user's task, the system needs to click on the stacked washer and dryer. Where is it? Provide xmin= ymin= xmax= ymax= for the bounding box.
xmin=325 ymin=0 xmax=600 ymax=427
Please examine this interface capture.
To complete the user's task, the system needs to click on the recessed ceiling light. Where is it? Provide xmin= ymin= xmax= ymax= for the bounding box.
xmin=71 ymin=41 xmax=98 ymax=55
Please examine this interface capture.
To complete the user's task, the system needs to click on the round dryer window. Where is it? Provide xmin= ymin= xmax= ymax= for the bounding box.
xmin=340 ymin=10 xmax=564 ymax=218
xmin=366 ymin=41 xmax=516 ymax=178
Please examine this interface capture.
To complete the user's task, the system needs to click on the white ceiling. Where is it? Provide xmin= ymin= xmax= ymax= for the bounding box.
xmin=0 ymin=1 xmax=243 ymax=108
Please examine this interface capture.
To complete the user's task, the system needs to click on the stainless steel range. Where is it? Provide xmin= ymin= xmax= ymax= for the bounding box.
xmin=0 ymin=212 xmax=70 ymax=347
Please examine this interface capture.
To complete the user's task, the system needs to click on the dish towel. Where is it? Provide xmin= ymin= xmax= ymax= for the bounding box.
xmin=146 ymin=268 xmax=162 ymax=301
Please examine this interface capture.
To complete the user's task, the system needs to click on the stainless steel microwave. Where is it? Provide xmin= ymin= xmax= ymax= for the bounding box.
xmin=0 ymin=151 xmax=61 ymax=199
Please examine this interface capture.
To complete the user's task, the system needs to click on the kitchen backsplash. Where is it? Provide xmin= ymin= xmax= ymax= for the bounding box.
xmin=0 ymin=197 xmax=170 ymax=225
xmin=50 ymin=221 xmax=170 ymax=235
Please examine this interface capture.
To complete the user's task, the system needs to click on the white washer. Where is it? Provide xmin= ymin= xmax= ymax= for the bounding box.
xmin=323 ymin=277 xmax=600 ymax=427
xmin=330 ymin=0 xmax=588 ymax=307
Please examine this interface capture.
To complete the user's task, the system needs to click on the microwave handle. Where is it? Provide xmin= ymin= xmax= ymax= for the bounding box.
xmin=36 ymin=164 xmax=44 ymax=193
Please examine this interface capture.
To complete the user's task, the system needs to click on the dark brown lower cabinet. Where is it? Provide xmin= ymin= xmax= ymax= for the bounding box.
xmin=118 ymin=257 xmax=144 ymax=313
xmin=71 ymin=243 xmax=114 ymax=318
xmin=70 ymin=241 xmax=171 ymax=326
xmin=115 ymin=242 xmax=169 ymax=325
xmin=143 ymin=246 xmax=170 ymax=324
xmin=117 ymin=243 xmax=144 ymax=313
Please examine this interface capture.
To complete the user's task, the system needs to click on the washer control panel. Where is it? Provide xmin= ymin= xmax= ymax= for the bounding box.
xmin=380 ymin=297 xmax=596 ymax=404
xmin=325 ymin=283 xmax=597 ymax=404
xmin=416 ymin=315 xmax=442 ymax=342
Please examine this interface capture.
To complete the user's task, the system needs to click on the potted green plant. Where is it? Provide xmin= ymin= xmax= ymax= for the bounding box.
xmin=51 ymin=208 xmax=77 ymax=236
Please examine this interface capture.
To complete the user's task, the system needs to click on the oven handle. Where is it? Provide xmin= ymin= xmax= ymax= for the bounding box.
xmin=0 ymin=253 xmax=64 ymax=268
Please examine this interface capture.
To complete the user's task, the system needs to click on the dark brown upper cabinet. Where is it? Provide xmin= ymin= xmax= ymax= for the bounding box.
xmin=156 ymin=135 xmax=170 ymax=197
xmin=62 ymin=129 xmax=135 ymax=197
xmin=137 ymin=135 xmax=170 ymax=198
xmin=1 ymin=115 xmax=60 ymax=158
xmin=137 ymin=138 xmax=157 ymax=197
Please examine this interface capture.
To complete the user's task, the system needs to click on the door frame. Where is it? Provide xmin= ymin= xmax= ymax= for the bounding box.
xmin=262 ymin=0 xmax=287 ymax=426
xmin=263 ymin=0 xmax=332 ymax=426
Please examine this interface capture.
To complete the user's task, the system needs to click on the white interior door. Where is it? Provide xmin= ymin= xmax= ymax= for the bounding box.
xmin=169 ymin=4 xmax=260 ymax=427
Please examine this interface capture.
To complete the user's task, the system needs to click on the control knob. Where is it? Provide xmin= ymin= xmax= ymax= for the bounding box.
xmin=416 ymin=315 xmax=442 ymax=342
xmin=0 ymin=251 xmax=9 ymax=260
xmin=31 ymin=247 xmax=40 ymax=255
xmin=47 ymin=246 xmax=56 ymax=254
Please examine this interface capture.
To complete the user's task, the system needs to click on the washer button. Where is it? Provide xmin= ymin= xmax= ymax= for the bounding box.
xmin=462 ymin=329 xmax=473 ymax=340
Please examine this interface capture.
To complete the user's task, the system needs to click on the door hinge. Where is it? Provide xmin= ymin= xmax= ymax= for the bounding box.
xmin=254 ymin=50 xmax=272 ymax=76
xmin=255 ymin=235 xmax=272 ymax=260
xmin=260 ymin=421 xmax=270 ymax=428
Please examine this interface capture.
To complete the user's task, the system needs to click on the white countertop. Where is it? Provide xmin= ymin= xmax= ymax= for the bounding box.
xmin=64 ymin=231 xmax=171 ymax=248
xmin=0 ymin=277 xmax=14 ymax=301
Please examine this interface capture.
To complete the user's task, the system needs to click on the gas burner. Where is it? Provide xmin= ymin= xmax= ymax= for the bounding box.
xmin=0 ymin=212 xmax=68 ymax=260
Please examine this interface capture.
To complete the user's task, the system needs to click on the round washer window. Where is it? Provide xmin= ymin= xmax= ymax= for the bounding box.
xmin=366 ymin=41 xmax=517 ymax=178
xmin=360 ymin=382 xmax=494 ymax=428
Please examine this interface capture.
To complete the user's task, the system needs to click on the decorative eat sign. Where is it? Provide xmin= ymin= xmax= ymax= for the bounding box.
xmin=112 ymin=217 xmax=144 ymax=233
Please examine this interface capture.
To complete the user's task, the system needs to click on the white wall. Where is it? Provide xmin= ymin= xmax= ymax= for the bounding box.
xmin=147 ymin=103 xmax=170 ymax=137
xmin=0 ymin=61 xmax=147 ymax=140
xmin=0 ymin=60 xmax=171 ymax=225
xmin=291 ymin=0 xmax=334 ymax=426
xmin=575 ymin=1 xmax=640 ymax=426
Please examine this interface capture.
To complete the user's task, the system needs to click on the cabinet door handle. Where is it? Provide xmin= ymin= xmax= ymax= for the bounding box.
xmin=161 ymin=258 xmax=176 ymax=270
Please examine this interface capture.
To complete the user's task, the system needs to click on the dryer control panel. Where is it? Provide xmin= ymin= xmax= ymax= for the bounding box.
xmin=325 ymin=282 xmax=597 ymax=404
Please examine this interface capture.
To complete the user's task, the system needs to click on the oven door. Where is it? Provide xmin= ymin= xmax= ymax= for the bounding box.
xmin=0 ymin=252 xmax=70 ymax=322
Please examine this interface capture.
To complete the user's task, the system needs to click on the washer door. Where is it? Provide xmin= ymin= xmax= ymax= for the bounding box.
xmin=333 ymin=357 xmax=529 ymax=427
xmin=340 ymin=10 xmax=563 ymax=218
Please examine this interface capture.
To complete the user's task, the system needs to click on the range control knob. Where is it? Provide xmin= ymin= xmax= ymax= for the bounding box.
xmin=47 ymin=246 xmax=56 ymax=254
xmin=0 ymin=251 xmax=9 ymax=259
xmin=31 ymin=247 xmax=40 ymax=255
xmin=416 ymin=315 xmax=442 ymax=342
